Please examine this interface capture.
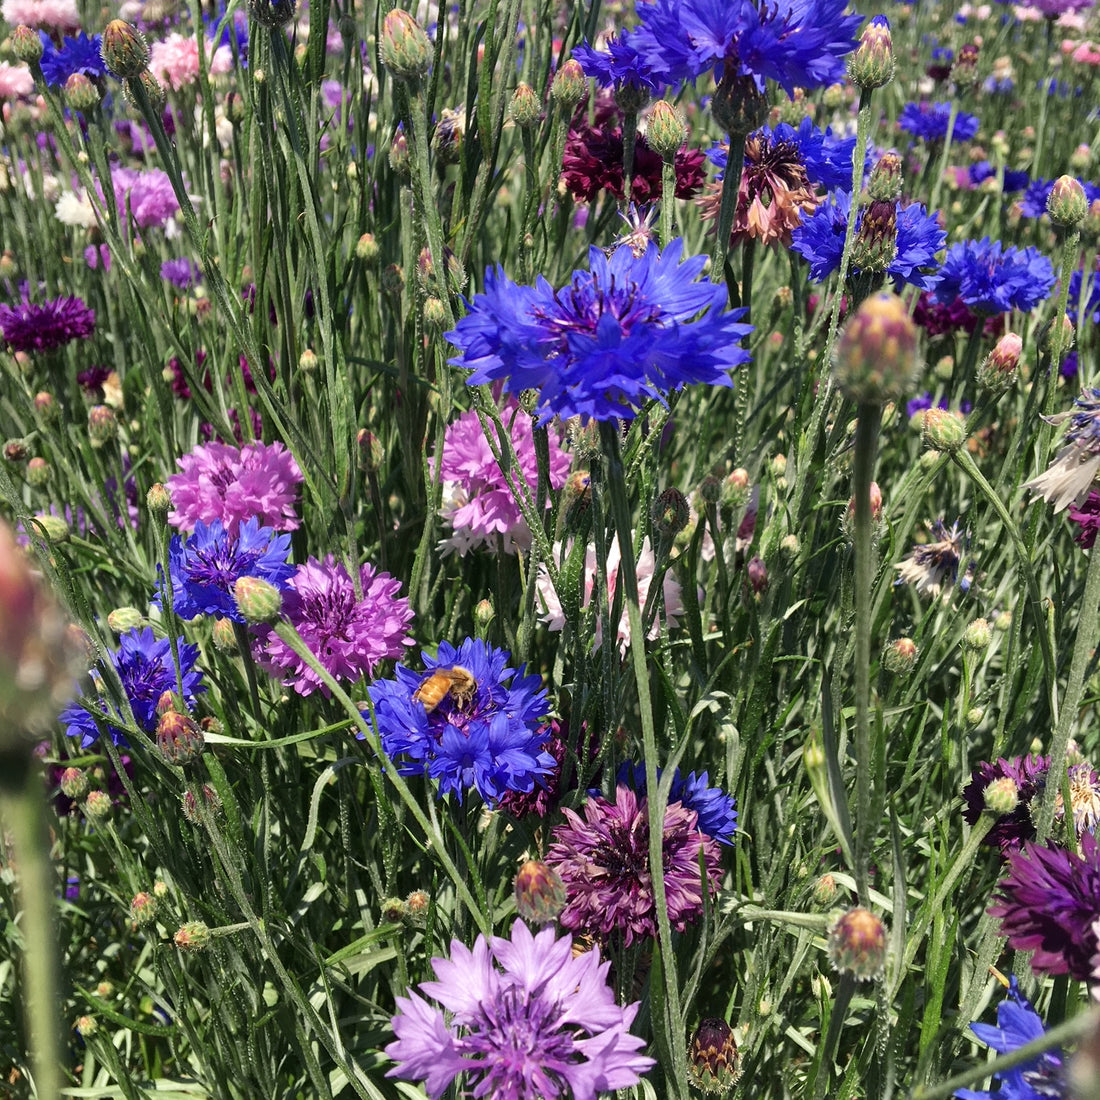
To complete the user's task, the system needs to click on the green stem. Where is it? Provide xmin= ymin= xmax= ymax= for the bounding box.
xmin=622 ymin=110 xmax=638 ymax=200
xmin=711 ymin=135 xmax=745 ymax=290
xmin=1050 ymin=228 xmax=1081 ymax=384
xmin=659 ymin=156 xmax=676 ymax=248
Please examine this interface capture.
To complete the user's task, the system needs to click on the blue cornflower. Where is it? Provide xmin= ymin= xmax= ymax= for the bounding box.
xmin=156 ymin=517 xmax=294 ymax=622
xmin=1067 ymin=265 xmax=1100 ymax=327
xmin=447 ymin=240 xmax=752 ymax=424
xmin=161 ymin=258 xmax=201 ymax=289
xmin=38 ymin=32 xmax=108 ymax=87
xmin=367 ymin=639 xmax=554 ymax=805
xmin=930 ymin=237 xmax=1055 ymax=315
xmin=616 ymin=762 xmax=738 ymax=844
xmin=965 ymin=162 xmax=1029 ymax=193
xmin=790 ymin=191 xmax=946 ymax=291
xmin=59 ymin=627 xmax=206 ymax=748
xmin=898 ymin=101 xmax=980 ymax=143
xmin=954 ymin=977 xmax=1063 ymax=1100
xmin=628 ymin=0 xmax=861 ymax=95
xmin=572 ymin=32 xmax=666 ymax=96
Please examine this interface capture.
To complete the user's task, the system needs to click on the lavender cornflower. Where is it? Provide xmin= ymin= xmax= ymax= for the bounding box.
xmin=546 ymin=785 xmax=722 ymax=946
xmin=930 ymin=237 xmax=1056 ymax=315
xmin=616 ymin=761 xmax=738 ymax=844
xmin=898 ymin=101 xmax=980 ymax=143
xmin=156 ymin=517 xmax=294 ymax=623
xmin=385 ymin=920 xmax=654 ymax=1100
xmin=894 ymin=519 xmax=973 ymax=597
xmin=59 ymin=627 xmax=205 ymax=748
xmin=0 ymin=293 xmax=95 ymax=353
xmin=367 ymin=639 xmax=554 ymax=805
xmin=160 ymin=258 xmax=201 ymax=289
xmin=447 ymin=240 xmax=752 ymax=424
xmin=1024 ymin=389 xmax=1100 ymax=512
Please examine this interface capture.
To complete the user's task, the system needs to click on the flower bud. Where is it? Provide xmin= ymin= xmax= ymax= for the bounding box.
xmin=65 ymin=72 xmax=100 ymax=112
xmin=812 ymin=873 xmax=838 ymax=907
xmin=174 ymin=921 xmax=211 ymax=951
xmin=405 ymin=889 xmax=430 ymax=922
xmin=30 ymin=513 xmax=68 ymax=543
xmin=833 ymin=292 xmax=919 ymax=405
xmin=209 ymin=616 xmax=236 ymax=653
xmin=827 ymin=907 xmax=888 ymax=980
xmin=59 ymin=766 xmax=87 ymax=800
xmin=688 ymin=1018 xmax=742 ymax=1094
xmin=87 ymin=405 xmax=117 ymax=447
xmin=381 ymin=263 xmax=404 ymax=295
xmin=983 ymin=775 xmax=1019 ymax=816
xmin=866 ymin=151 xmax=903 ymax=202
xmin=423 ymin=296 xmax=447 ymax=329
xmin=551 ymin=59 xmax=587 ymax=110
xmin=75 ymin=1015 xmax=97 ymax=1037
xmin=651 ymin=487 xmax=690 ymax=537
xmin=3 ymin=439 xmax=27 ymax=463
xmin=106 ymin=606 xmax=144 ymax=633
xmin=920 ymin=407 xmax=966 ymax=452
xmin=84 ymin=790 xmax=111 ymax=819
xmin=647 ymin=100 xmax=686 ymax=160
xmin=25 ymin=456 xmax=49 ymax=488
xmin=100 ymin=20 xmax=149 ymax=79
xmin=851 ymin=199 xmax=898 ymax=273
xmin=698 ymin=474 xmax=722 ymax=504
xmin=883 ymin=637 xmax=918 ymax=673
xmin=747 ymin=556 xmax=768 ymax=594
xmin=951 ymin=42 xmax=980 ymax=88
xmin=389 ymin=129 xmax=410 ymax=176
xmin=130 ymin=891 xmax=158 ymax=926
xmin=156 ymin=708 xmax=205 ymax=766
xmin=380 ymin=9 xmax=431 ymax=80
xmin=514 ymin=859 xmax=567 ymax=925
xmin=11 ymin=25 xmax=43 ymax=64
xmin=780 ymin=533 xmax=800 ymax=558
xmin=1048 ymin=175 xmax=1088 ymax=227
xmin=962 ymin=617 xmax=992 ymax=650
xmin=510 ymin=81 xmax=541 ymax=128
xmin=475 ymin=598 xmax=494 ymax=626
xmin=978 ymin=332 xmax=1022 ymax=393
xmin=182 ymin=783 xmax=222 ymax=824
xmin=34 ymin=392 xmax=58 ymax=421
xmin=124 ymin=69 xmax=166 ymax=112
xmin=847 ymin=15 xmax=894 ymax=89
xmin=356 ymin=429 xmax=383 ymax=471
xmin=381 ymin=896 xmax=407 ymax=923
xmin=355 ymin=232 xmax=379 ymax=264
xmin=298 ymin=347 xmax=318 ymax=373
xmin=233 ymin=575 xmax=283 ymax=624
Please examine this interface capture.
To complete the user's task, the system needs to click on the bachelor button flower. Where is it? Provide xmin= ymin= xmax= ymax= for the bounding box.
xmin=435 ymin=400 xmax=572 ymax=556
xmin=111 ymin=168 xmax=181 ymax=230
xmin=628 ymin=0 xmax=861 ymax=97
xmin=895 ymin=519 xmax=973 ymax=597
xmin=448 ymin=239 xmax=752 ymax=424
xmin=616 ymin=762 xmax=738 ymax=844
xmin=59 ymin=627 xmax=205 ymax=748
xmin=255 ymin=555 xmax=414 ymax=696
xmin=989 ymin=831 xmax=1100 ymax=980
xmin=367 ymin=638 xmax=554 ymax=805
xmin=1068 ymin=491 xmax=1100 ymax=547
xmin=954 ymin=977 xmax=1063 ymax=1100
xmin=0 ymin=294 xmax=95 ymax=353
xmin=962 ymin=754 xmax=1050 ymax=855
xmin=166 ymin=439 xmax=304 ymax=535
xmin=37 ymin=31 xmax=108 ymax=86
xmin=930 ymin=238 xmax=1056 ymax=316
xmin=1024 ymin=389 xmax=1100 ymax=512
xmin=898 ymin=101 xmax=980 ymax=143
xmin=385 ymin=920 xmax=654 ymax=1100
xmin=160 ymin=258 xmax=201 ymax=289
xmin=547 ymin=785 xmax=722 ymax=946
xmin=791 ymin=191 xmax=946 ymax=291
xmin=572 ymin=32 xmax=666 ymax=96
xmin=156 ymin=517 xmax=294 ymax=623
xmin=1 ymin=0 xmax=80 ymax=32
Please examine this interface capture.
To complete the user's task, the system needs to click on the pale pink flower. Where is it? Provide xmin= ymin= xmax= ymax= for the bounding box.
xmin=536 ymin=536 xmax=683 ymax=653
xmin=148 ymin=32 xmax=232 ymax=91
xmin=1 ymin=0 xmax=79 ymax=31
xmin=0 ymin=62 xmax=33 ymax=99
xmin=1072 ymin=40 xmax=1100 ymax=63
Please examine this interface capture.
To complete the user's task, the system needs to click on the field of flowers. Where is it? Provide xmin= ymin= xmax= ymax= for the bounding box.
xmin=1 ymin=0 xmax=1099 ymax=1095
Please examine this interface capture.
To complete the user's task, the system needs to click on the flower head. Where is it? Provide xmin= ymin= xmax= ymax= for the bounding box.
xmin=895 ymin=519 xmax=973 ymax=597
xmin=1025 ymin=389 xmax=1100 ymax=512
xmin=931 ymin=237 xmax=1056 ymax=315
xmin=573 ymin=32 xmax=666 ymax=95
xmin=448 ymin=240 xmax=751 ymax=424
xmin=1068 ymin=490 xmax=1100 ymax=546
xmin=1 ymin=0 xmax=79 ymax=31
xmin=161 ymin=258 xmax=201 ymax=289
xmin=149 ymin=30 xmax=232 ymax=90
xmin=546 ymin=785 xmax=722 ymax=946
xmin=367 ymin=639 xmax=554 ymax=805
xmin=59 ymin=627 xmax=205 ymax=748
xmin=617 ymin=761 xmax=738 ymax=844
xmin=111 ymin=168 xmax=180 ymax=230
xmin=385 ymin=920 xmax=654 ymax=1100
xmin=38 ymin=31 xmax=107 ymax=86
xmin=962 ymin=755 xmax=1050 ymax=855
xmin=898 ymin=101 xmax=980 ymax=143
xmin=0 ymin=294 xmax=95 ymax=353
xmin=157 ymin=517 xmax=294 ymax=623
xmin=166 ymin=439 xmax=303 ymax=535
xmin=256 ymin=555 xmax=413 ymax=696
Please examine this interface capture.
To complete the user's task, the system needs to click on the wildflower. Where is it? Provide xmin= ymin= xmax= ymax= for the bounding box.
xmin=894 ymin=519 xmax=972 ymax=597
xmin=0 ymin=62 xmax=34 ymax=99
xmin=513 ymin=859 xmax=568 ymax=924
xmin=59 ymin=627 xmax=206 ymax=748
xmin=166 ymin=439 xmax=303 ymax=535
xmin=449 ymin=240 xmax=751 ymax=424
xmin=989 ymin=831 xmax=1100 ymax=979
xmin=498 ymin=720 xmax=593 ymax=819
xmin=536 ymin=536 xmax=683 ymax=653
xmin=954 ymin=977 xmax=1063 ymax=1100
xmin=0 ymin=0 xmax=79 ymax=32
xmin=256 ymin=555 xmax=413 ymax=696
xmin=617 ymin=761 xmax=738 ymax=844
xmin=573 ymin=32 xmax=666 ymax=97
xmin=99 ymin=19 xmax=149 ymax=79
xmin=847 ymin=14 xmax=894 ymax=89
xmin=0 ymin=294 xmax=95 ymax=353
xmin=435 ymin=401 xmax=571 ymax=556
xmin=962 ymin=755 xmax=1049 ymax=855
xmin=160 ymin=258 xmax=201 ymax=289
xmin=367 ymin=639 xmax=554 ymax=805
xmin=385 ymin=920 xmax=653 ymax=1100
xmin=1068 ymin=490 xmax=1100 ymax=546
xmin=156 ymin=517 xmax=294 ymax=623
xmin=930 ymin=238 xmax=1056 ymax=315
xmin=791 ymin=191 xmax=945 ymax=291
xmin=898 ymin=102 xmax=980 ymax=143
xmin=148 ymin=31 xmax=232 ymax=91
xmin=547 ymin=785 xmax=722 ymax=945
xmin=37 ymin=31 xmax=108 ymax=86
xmin=111 ymin=168 xmax=181 ymax=230
xmin=1024 ymin=389 xmax=1100 ymax=512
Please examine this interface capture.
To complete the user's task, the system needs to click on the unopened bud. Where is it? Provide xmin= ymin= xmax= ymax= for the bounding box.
xmin=106 ymin=607 xmax=144 ymax=633
xmin=75 ymin=1015 xmax=97 ymax=1037
xmin=866 ymin=151 xmax=903 ymax=202
xmin=381 ymin=896 xmax=407 ymax=923
xmin=983 ymin=775 xmax=1019 ymax=815
xmin=847 ymin=15 xmax=894 ymax=89
xmin=59 ymin=766 xmax=87 ymax=799
xmin=124 ymin=69 xmax=166 ymax=111
xmin=920 ymin=407 xmax=967 ymax=452
xmin=298 ymin=347 xmax=318 ymax=373
xmin=834 ymin=291 xmax=919 ymax=404
xmin=651 ymin=487 xmax=690 ymax=537
xmin=883 ymin=637 xmax=918 ymax=673
xmin=3 ymin=440 xmax=27 ymax=463
xmin=355 ymin=232 xmax=379 ymax=264
xmin=100 ymin=20 xmax=149 ymax=79
xmin=11 ymin=25 xmax=43 ymax=64
xmin=84 ymin=790 xmax=111 ymax=819
xmin=951 ymin=42 xmax=980 ymax=88
xmin=182 ymin=783 xmax=222 ymax=824
xmin=511 ymin=81 xmax=541 ymax=128
xmin=474 ymin=598 xmax=494 ymax=625
xmin=962 ymin=617 xmax=992 ymax=650
xmin=851 ymin=199 xmax=898 ymax=273
xmin=514 ymin=859 xmax=567 ymax=925
xmin=551 ymin=59 xmax=588 ymax=110
xmin=812 ymin=873 xmax=838 ymax=907
xmin=423 ymin=296 xmax=447 ymax=329
xmin=156 ymin=708 xmax=205 ymax=766
xmin=233 ymin=575 xmax=282 ymax=624
xmin=389 ymin=129 xmax=410 ymax=176
xmin=827 ymin=907 xmax=888 ymax=980
xmin=129 ymin=891 xmax=158 ymax=926
xmin=380 ymin=9 xmax=431 ymax=79
xmin=174 ymin=921 xmax=210 ymax=951
xmin=747 ymin=556 xmax=768 ymax=594
xmin=966 ymin=706 xmax=985 ymax=728
xmin=978 ymin=332 xmax=1022 ymax=393
xmin=88 ymin=405 xmax=117 ymax=447
xmin=25 ymin=457 xmax=49 ymax=487
xmin=1048 ymin=175 xmax=1088 ymax=227
xmin=405 ymin=888 xmax=430 ymax=921
xmin=688 ymin=1018 xmax=742 ymax=1095
xmin=34 ymin=392 xmax=58 ymax=421
xmin=65 ymin=72 xmax=100 ymax=112
xmin=647 ymin=100 xmax=686 ymax=160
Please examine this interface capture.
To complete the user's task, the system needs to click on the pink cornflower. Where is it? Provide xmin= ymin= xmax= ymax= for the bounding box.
xmin=536 ymin=536 xmax=683 ymax=653
xmin=436 ymin=401 xmax=571 ymax=556
xmin=0 ymin=62 xmax=33 ymax=99
xmin=1 ymin=0 xmax=79 ymax=31
xmin=166 ymin=440 xmax=303 ymax=535
xmin=111 ymin=168 xmax=181 ymax=230
xmin=256 ymin=555 xmax=414 ymax=696
xmin=148 ymin=31 xmax=232 ymax=91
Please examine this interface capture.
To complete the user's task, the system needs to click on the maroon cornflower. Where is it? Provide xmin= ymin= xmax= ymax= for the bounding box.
xmin=546 ymin=785 xmax=721 ymax=946
xmin=988 ymin=830 xmax=1100 ymax=980
xmin=912 ymin=291 xmax=981 ymax=337
xmin=962 ymin=754 xmax=1050 ymax=855
xmin=0 ymin=294 xmax=95 ymax=353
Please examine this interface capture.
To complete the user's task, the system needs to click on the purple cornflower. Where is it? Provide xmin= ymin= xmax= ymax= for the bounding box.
xmin=930 ymin=237 xmax=1055 ymax=315
xmin=954 ymin=977 xmax=1063 ymax=1100
xmin=157 ymin=517 xmax=294 ymax=623
xmin=447 ymin=240 xmax=752 ymax=424
xmin=573 ymin=32 xmax=666 ymax=96
xmin=1019 ymin=0 xmax=1094 ymax=15
xmin=791 ymin=191 xmax=946 ymax=291
xmin=385 ymin=920 xmax=654 ymax=1100
xmin=898 ymin=101 xmax=980 ymax=143
xmin=628 ymin=0 xmax=861 ymax=96
xmin=0 ymin=293 xmax=95 ymax=353
xmin=498 ymin=721 xmax=599 ymax=819
xmin=913 ymin=290 xmax=982 ymax=337
xmin=112 ymin=168 xmax=180 ymax=230
xmin=166 ymin=439 xmax=303 ymax=535
xmin=367 ymin=639 xmax=554 ymax=805
xmin=962 ymin=754 xmax=1050 ymax=855
xmin=988 ymin=830 xmax=1100 ymax=980
xmin=1068 ymin=491 xmax=1100 ymax=547
xmin=37 ymin=31 xmax=108 ymax=86
xmin=59 ymin=627 xmax=205 ymax=748
xmin=616 ymin=761 xmax=738 ymax=844
xmin=161 ymin=258 xmax=201 ymax=289
xmin=1024 ymin=389 xmax=1100 ymax=512
xmin=546 ymin=785 xmax=722 ymax=946
xmin=894 ymin=519 xmax=973 ymax=597
xmin=256 ymin=555 xmax=414 ymax=696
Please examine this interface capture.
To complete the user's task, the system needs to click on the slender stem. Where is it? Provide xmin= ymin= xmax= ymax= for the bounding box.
xmin=621 ymin=109 xmax=638 ymax=200
xmin=1050 ymin=228 xmax=1081 ymax=381
xmin=659 ymin=156 xmax=676 ymax=248
xmin=711 ymin=135 xmax=745 ymax=288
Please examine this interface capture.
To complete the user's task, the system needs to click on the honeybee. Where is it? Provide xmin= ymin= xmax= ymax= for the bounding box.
xmin=412 ymin=666 xmax=477 ymax=714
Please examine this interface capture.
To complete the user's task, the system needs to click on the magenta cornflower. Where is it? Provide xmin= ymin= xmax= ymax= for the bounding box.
xmin=546 ymin=785 xmax=721 ymax=946
xmin=385 ymin=920 xmax=654 ymax=1100
xmin=257 ymin=555 xmax=414 ymax=696
xmin=0 ymin=294 xmax=95 ymax=353
xmin=166 ymin=440 xmax=304 ymax=535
